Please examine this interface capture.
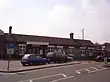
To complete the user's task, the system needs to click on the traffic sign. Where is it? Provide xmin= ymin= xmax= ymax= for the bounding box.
xmin=7 ymin=44 xmax=15 ymax=49
xmin=7 ymin=44 xmax=16 ymax=54
xmin=7 ymin=48 xmax=14 ymax=54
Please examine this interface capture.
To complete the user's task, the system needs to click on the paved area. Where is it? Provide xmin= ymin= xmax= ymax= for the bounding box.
xmin=0 ymin=60 xmax=22 ymax=71
xmin=0 ymin=61 xmax=109 ymax=82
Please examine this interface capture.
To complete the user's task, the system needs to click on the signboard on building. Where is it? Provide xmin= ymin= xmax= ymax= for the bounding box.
xmin=27 ymin=41 xmax=49 ymax=45
xmin=88 ymin=47 xmax=95 ymax=49
xmin=57 ymin=46 xmax=63 ymax=48
xmin=48 ymin=45 xmax=55 ymax=48
xmin=69 ymin=46 xmax=75 ymax=49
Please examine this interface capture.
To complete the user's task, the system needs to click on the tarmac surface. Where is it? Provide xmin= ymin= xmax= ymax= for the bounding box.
xmin=0 ymin=61 xmax=109 ymax=82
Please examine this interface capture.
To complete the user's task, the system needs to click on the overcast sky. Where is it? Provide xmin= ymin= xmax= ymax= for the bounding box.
xmin=0 ymin=0 xmax=110 ymax=43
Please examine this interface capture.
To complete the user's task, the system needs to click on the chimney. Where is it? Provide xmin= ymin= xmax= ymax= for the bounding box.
xmin=9 ymin=26 xmax=12 ymax=35
xmin=70 ymin=33 xmax=74 ymax=39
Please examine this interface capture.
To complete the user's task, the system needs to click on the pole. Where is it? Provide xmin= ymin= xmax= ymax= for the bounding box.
xmin=81 ymin=28 xmax=84 ymax=40
xmin=7 ymin=26 xmax=12 ymax=71
xmin=7 ymin=54 xmax=11 ymax=70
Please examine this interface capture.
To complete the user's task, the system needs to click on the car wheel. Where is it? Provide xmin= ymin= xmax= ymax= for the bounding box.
xmin=43 ymin=61 xmax=47 ymax=64
xmin=22 ymin=63 xmax=27 ymax=66
xmin=47 ymin=61 xmax=50 ymax=64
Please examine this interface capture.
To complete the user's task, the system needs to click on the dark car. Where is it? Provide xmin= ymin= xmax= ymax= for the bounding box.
xmin=67 ymin=54 xmax=75 ymax=60
xmin=21 ymin=54 xmax=50 ymax=66
xmin=96 ymin=55 xmax=110 ymax=62
xmin=46 ymin=52 xmax=72 ymax=63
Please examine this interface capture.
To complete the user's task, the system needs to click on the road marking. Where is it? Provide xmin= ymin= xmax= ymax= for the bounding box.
xmin=88 ymin=67 xmax=107 ymax=73
xmin=85 ymin=69 xmax=90 ymax=72
xmin=76 ymin=70 xmax=81 ymax=74
xmin=0 ymin=72 xmax=27 ymax=76
xmin=18 ymin=73 xmax=63 ymax=82
xmin=49 ymin=76 xmax=74 ymax=82
xmin=29 ymin=80 xmax=32 ymax=82
xmin=31 ymin=73 xmax=63 ymax=80
xmin=90 ymin=67 xmax=98 ymax=70
xmin=62 ymin=74 xmax=67 ymax=78
xmin=76 ymin=65 xmax=107 ymax=75
xmin=76 ymin=68 xmax=88 ymax=74
xmin=0 ymin=73 xmax=17 ymax=75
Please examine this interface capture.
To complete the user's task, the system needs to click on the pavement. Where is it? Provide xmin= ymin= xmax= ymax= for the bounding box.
xmin=103 ymin=62 xmax=110 ymax=67
xmin=0 ymin=60 xmax=80 ymax=73
xmin=0 ymin=61 xmax=109 ymax=82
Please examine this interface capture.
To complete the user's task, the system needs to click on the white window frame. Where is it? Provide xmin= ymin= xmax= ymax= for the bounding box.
xmin=19 ymin=44 xmax=26 ymax=55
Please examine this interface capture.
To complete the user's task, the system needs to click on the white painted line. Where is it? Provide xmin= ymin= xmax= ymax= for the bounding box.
xmin=90 ymin=67 xmax=98 ymax=70
xmin=29 ymin=80 xmax=33 ymax=82
xmin=76 ymin=70 xmax=81 ymax=74
xmin=0 ymin=73 xmax=17 ymax=75
xmin=62 ymin=74 xmax=67 ymax=78
xmin=96 ymin=65 xmax=106 ymax=69
xmin=85 ymin=69 xmax=90 ymax=72
xmin=76 ymin=68 xmax=90 ymax=74
xmin=49 ymin=76 xmax=74 ymax=82
xmin=88 ymin=68 xmax=107 ymax=73
xmin=18 ymin=73 xmax=63 ymax=82
xmin=31 ymin=73 xmax=63 ymax=80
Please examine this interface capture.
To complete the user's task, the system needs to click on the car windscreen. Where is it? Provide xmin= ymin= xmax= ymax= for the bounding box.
xmin=29 ymin=55 xmax=42 ymax=60
xmin=22 ymin=54 xmax=31 ymax=59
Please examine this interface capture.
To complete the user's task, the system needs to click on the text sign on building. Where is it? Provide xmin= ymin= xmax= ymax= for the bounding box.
xmin=57 ymin=46 xmax=63 ymax=48
xmin=27 ymin=41 xmax=49 ymax=45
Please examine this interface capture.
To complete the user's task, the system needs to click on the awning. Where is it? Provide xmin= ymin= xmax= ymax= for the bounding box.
xmin=27 ymin=41 xmax=49 ymax=45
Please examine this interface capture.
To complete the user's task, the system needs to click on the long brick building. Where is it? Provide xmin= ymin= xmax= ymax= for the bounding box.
xmin=0 ymin=29 xmax=95 ymax=60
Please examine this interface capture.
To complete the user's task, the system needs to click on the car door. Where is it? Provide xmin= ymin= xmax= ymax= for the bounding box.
xmin=29 ymin=55 xmax=37 ymax=63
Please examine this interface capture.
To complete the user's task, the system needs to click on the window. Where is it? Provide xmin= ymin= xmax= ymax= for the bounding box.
xmin=29 ymin=55 xmax=37 ymax=60
xmin=47 ymin=46 xmax=55 ymax=53
xmin=19 ymin=44 xmax=26 ymax=55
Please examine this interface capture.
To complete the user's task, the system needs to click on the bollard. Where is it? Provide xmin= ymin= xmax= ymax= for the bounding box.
xmin=104 ymin=57 xmax=108 ymax=65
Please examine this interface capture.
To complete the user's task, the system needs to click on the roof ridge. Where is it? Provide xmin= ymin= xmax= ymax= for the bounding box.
xmin=5 ymin=33 xmax=72 ymax=40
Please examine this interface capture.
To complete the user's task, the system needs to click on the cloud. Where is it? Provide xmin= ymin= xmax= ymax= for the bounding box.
xmin=46 ymin=5 xmax=82 ymax=38
xmin=0 ymin=0 xmax=110 ymax=43
xmin=46 ymin=0 xmax=110 ymax=43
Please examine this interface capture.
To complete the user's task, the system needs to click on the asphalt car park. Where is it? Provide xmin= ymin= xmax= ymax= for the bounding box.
xmin=0 ymin=61 xmax=109 ymax=82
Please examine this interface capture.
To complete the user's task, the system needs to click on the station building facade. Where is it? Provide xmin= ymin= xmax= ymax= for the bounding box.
xmin=0 ymin=32 xmax=95 ymax=60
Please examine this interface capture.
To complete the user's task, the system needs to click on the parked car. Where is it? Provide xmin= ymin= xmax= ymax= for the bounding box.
xmin=95 ymin=55 xmax=110 ymax=62
xmin=67 ymin=54 xmax=75 ymax=60
xmin=46 ymin=52 xmax=73 ymax=63
xmin=95 ymin=55 xmax=103 ymax=61
xmin=67 ymin=56 xmax=73 ymax=62
xmin=21 ymin=54 xmax=50 ymax=66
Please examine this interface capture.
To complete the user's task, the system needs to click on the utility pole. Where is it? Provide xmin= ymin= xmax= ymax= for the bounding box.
xmin=81 ymin=28 xmax=84 ymax=40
